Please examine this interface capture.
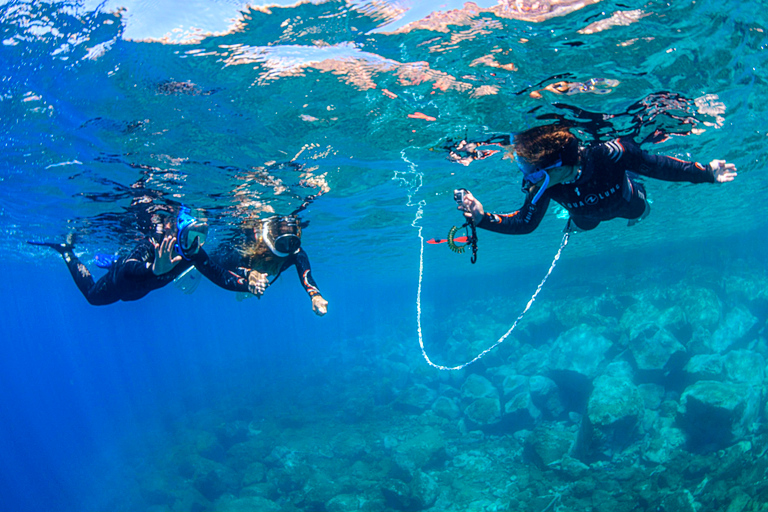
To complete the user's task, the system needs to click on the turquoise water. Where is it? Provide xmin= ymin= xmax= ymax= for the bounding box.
xmin=1 ymin=0 xmax=767 ymax=510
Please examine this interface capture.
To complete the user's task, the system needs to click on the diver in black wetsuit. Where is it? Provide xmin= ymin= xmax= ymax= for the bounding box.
xmin=211 ymin=215 xmax=328 ymax=316
xmin=28 ymin=208 xmax=261 ymax=306
xmin=459 ymin=124 xmax=737 ymax=233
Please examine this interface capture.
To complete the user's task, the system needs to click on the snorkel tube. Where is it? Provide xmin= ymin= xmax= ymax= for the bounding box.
xmin=514 ymin=152 xmax=559 ymax=205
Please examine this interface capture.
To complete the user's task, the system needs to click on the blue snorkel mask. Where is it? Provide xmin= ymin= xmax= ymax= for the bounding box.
xmin=514 ymin=152 xmax=562 ymax=205
xmin=175 ymin=207 xmax=208 ymax=260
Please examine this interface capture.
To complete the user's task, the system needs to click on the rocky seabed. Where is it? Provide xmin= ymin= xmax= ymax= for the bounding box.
xmin=130 ymin=265 xmax=768 ymax=512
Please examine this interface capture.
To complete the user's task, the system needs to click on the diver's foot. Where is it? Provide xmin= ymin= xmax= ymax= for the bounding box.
xmin=27 ymin=241 xmax=74 ymax=255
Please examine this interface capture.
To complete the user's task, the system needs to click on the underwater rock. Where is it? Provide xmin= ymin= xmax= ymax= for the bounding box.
xmin=642 ymin=416 xmax=686 ymax=465
xmin=638 ymin=383 xmax=665 ymax=410
xmin=709 ymin=305 xmax=758 ymax=353
xmin=621 ymin=301 xmax=661 ymax=339
xmin=409 ymin=470 xmax=439 ymax=510
xmin=659 ymin=489 xmax=698 ymax=512
xmin=673 ymin=285 xmax=722 ymax=332
xmin=524 ymin=421 xmax=577 ymax=468
xmin=214 ymin=495 xmax=283 ymax=512
xmin=297 ymin=473 xmax=343 ymax=511
xmin=629 ymin=324 xmax=686 ymax=373
xmin=382 ymin=473 xmax=438 ymax=512
xmin=266 ymin=447 xmax=313 ymax=495
xmin=391 ymin=427 xmax=447 ymax=470
xmin=394 ymin=383 xmax=438 ymax=414
xmin=241 ymin=462 xmax=266 ymax=487
xmin=548 ymin=324 xmax=613 ymax=379
xmin=215 ymin=420 xmax=249 ymax=449
xmin=683 ymin=354 xmax=725 ymax=382
xmin=191 ymin=458 xmax=239 ymax=502
xmin=658 ymin=305 xmax=692 ymax=343
xmin=461 ymin=374 xmax=499 ymax=401
xmin=529 ymin=375 xmax=564 ymax=419
xmin=326 ymin=494 xmax=383 ymax=512
xmin=464 ymin=397 xmax=502 ymax=431
xmin=502 ymin=390 xmax=541 ymax=431
xmin=680 ymin=380 xmax=761 ymax=451
xmin=723 ymin=350 xmax=765 ymax=385
xmin=582 ymin=373 xmax=643 ymax=459
xmin=431 ymin=396 xmax=461 ymax=420
xmin=501 ymin=374 xmax=528 ymax=400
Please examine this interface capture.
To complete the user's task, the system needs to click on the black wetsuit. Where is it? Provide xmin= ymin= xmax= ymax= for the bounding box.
xmin=60 ymin=238 xmax=250 ymax=305
xmin=478 ymin=137 xmax=716 ymax=233
xmin=213 ymin=246 xmax=322 ymax=299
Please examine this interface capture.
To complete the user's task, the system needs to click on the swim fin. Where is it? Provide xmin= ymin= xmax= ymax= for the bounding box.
xmin=27 ymin=240 xmax=74 ymax=255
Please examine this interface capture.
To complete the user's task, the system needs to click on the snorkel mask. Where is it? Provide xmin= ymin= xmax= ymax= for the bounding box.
xmin=514 ymin=152 xmax=563 ymax=205
xmin=262 ymin=216 xmax=301 ymax=257
xmin=175 ymin=207 xmax=209 ymax=260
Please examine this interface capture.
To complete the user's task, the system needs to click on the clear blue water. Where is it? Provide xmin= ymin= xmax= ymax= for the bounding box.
xmin=1 ymin=0 xmax=767 ymax=510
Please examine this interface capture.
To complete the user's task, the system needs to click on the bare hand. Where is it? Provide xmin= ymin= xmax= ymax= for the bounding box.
xmin=248 ymin=270 xmax=269 ymax=297
xmin=709 ymin=159 xmax=737 ymax=183
xmin=459 ymin=190 xmax=484 ymax=225
xmin=312 ymin=295 xmax=328 ymax=316
xmin=151 ymin=235 xmax=182 ymax=275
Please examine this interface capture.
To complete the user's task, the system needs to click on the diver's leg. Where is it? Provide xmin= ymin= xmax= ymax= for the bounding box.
xmin=29 ymin=241 xmax=115 ymax=305
xmin=566 ymin=216 xmax=600 ymax=233
xmin=625 ymin=180 xmax=650 ymax=226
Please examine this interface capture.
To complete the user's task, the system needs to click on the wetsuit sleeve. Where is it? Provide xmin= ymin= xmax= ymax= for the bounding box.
xmin=191 ymin=249 xmax=250 ymax=292
xmin=605 ymin=138 xmax=715 ymax=183
xmin=120 ymin=239 xmax=156 ymax=279
xmin=476 ymin=191 xmax=550 ymax=235
xmin=289 ymin=248 xmax=321 ymax=297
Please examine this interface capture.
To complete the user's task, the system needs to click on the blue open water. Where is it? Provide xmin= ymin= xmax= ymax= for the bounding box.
xmin=1 ymin=0 xmax=767 ymax=510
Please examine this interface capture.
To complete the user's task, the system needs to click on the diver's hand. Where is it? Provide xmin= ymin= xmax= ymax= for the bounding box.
xmin=709 ymin=160 xmax=737 ymax=183
xmin=248 ymin=270 xmax=269 ymax=297
xmin=151 ymin=235 xmax=183 ymax=275
xmin=312 ymin=295 xmax=328 ymax=316
xmin=459 ymin=190 xmax=484 ymax=225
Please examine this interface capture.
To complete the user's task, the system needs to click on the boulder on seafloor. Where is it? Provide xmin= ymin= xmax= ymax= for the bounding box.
xmin=529 ymin=375 xmax=564 ymax=419
xmin=548 ymin=324 xmax=613 ymax=379
xmin=642 ymin=416 xmax=686 ymax=465
xmin=680 ymin=380 xmax=761 ymax=451
xmin=683 ymin=354 xmax=724 ymax=382
xmin=524 ymin=421 xmax=578 ymax=468
xmin=581 ymin=373 xmax=644 ymax=459
xmin=214 ymin=496 xmax=283 ymax=512
xmin=501 ymin=374 xmax=528 ymax=401
xmin=723 ymin=350 xmax=765 ymax=385
xmin=502 ymin=390 xmax=540 ymax=432
xmin=461 ymin=374 xmax=499 ymax=402
xmin=464 ymin=397 xmax=502 ymax=431
xmin=190 ymin=458 xmax=240 ymax=502
xmin=671 ymin=285 xmax=722 ymax=332
xmin=326 ymin=494 xmax=383 ymax=512
xmin=390 ymin=426 xmax=447 ymax=470
xmin=381 ymin=471 xmax=438 ymax=511
xmin=394 ymin=383 xmax=438 ymax=414
xmin=628 ymin=323 xmax=686 ymax=373
xmin=708 ymin=305 xmax=758 ymax=354
xmin=431 ymin=396 xmax=461 ymax=420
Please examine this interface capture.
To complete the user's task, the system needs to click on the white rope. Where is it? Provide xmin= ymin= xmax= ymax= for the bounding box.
xmin=397 ymin=149 xmax=570 ymax=371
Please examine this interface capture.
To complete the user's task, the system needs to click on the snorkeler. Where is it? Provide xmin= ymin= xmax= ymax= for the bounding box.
xmin=211 ymin=215 xmax=329 ymax=317
xmin=28 ymin=208 xmax=263 ymax=305
xmin=459 ymin=124 xmax=737 ymax=233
